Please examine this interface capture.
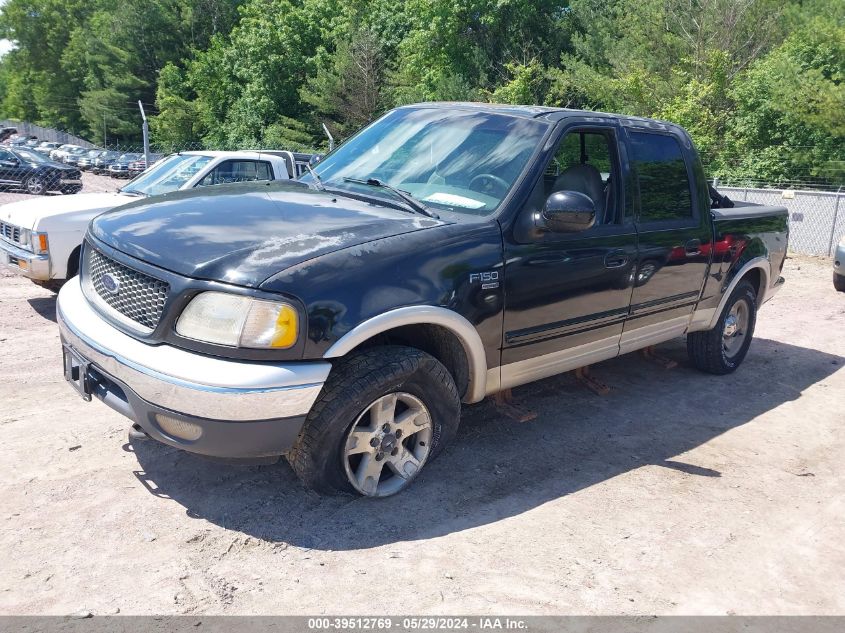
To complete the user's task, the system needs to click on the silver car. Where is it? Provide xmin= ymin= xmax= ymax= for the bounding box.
xmin=835 ymin=235 xmax=845 ymax=291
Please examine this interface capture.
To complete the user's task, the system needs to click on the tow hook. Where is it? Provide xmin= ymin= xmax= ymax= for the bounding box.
xmin=128 ymin=423 xmax=150 ymax=442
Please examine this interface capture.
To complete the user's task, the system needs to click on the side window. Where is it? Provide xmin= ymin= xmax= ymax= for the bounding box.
xmin=199 ymin=160 xmax=273 ymax=186
xmin=545 ymin=128 xmax=620 ymax=225
xmin=629 ymin=132 xmax=693 ymax=222
xmin=0 ymin=149 xmax=14 ymax=161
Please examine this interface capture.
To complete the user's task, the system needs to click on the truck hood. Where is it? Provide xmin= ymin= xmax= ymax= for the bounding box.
xmin=90 ymin=182 xmax=447 ymax=288
xmin=1 ymin=192 xmax=132 ymax=230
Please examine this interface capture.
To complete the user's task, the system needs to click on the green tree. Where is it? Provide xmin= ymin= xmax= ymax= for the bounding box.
xmin=723 ymin=18 xmax=845 ymax=184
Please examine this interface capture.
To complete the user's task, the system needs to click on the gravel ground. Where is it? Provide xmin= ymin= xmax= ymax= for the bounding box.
xmin=0 ymin=254 xmax=843 ymax=616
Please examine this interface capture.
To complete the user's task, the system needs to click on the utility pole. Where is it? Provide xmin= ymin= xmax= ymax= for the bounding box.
xmin=103 ymin=113 xmax=107 ymax=148
xmin=137 ymin=100 xmax=150 ymax=167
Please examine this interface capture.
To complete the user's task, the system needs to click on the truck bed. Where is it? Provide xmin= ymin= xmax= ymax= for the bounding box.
xmin=712 ymin=203 xmax=788 ymax=220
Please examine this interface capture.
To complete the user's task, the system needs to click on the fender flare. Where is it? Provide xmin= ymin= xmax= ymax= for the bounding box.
xmin=700 ymin=256 xmax=770 ymax=331
xmin=323 ymin=306 xmax=489 ymax=404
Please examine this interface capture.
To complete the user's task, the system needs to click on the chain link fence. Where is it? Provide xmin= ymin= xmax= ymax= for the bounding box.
xmin=717 ymin=183 xmax=845 ymax=256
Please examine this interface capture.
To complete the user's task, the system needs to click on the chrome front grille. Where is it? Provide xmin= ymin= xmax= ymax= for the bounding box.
xmin=0 ymin=221 xmax=21 ymax=244
xmin=86 ymin=247 xmax=169 ymax=330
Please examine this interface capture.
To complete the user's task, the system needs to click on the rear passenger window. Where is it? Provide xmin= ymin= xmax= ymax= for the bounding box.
xmin=629 ymin=132 xmax=693 ymax=222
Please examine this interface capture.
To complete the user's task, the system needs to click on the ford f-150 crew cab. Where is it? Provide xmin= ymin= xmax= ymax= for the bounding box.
xmin=0 ymin=150 xmax=312 ymax=289
xmin=56 ymin=103 xmax=789 ymax=497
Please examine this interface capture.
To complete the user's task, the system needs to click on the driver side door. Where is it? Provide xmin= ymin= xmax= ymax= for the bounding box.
xmin=499 ymin=121 xmax=637 ymax=389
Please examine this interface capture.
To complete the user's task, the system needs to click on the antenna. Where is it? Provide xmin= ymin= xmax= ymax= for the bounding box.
xmin=137 ymin=100 xmax=150 ymax=168
xmin=322 ymin=123 xmax=335 ymax=152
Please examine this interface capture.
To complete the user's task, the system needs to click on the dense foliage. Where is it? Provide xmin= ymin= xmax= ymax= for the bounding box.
xmin=1 ymin=0 xmax=842 ymax=185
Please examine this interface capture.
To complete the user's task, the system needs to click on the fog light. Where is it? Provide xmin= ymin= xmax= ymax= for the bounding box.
xmin=155 ymin=414 xmax=202 ymax=441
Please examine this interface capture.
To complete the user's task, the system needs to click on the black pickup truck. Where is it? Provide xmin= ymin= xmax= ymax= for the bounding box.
xmin=56 ymin=103 xmax=788 ymax=497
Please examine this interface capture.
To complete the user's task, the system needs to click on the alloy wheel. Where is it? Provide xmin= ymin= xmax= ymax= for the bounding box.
xmin=26 ymin=177 xmax=46 ymax=195
xmin=342 ymin=392 xmax=433 ymax=497
xmin=722 ymin=299 xmax=749 ymax=359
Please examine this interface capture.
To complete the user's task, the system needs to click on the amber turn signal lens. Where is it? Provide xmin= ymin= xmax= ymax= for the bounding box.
xmin=270 ymin=304 xmax=298 ymax=348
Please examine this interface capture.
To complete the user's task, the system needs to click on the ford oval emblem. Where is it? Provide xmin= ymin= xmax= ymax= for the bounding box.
xmin=101 ymin=273 xmax=120 ymax=295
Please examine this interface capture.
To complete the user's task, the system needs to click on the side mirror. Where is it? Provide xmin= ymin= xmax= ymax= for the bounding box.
xmin=542 ymin=190 xmax=596 ymax=232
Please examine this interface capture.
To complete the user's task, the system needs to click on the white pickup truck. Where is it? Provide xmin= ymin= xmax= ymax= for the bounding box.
xmin=0 ymin=150 xmax=311 ymax=289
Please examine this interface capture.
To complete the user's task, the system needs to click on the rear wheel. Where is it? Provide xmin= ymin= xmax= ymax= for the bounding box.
xmin=834 ymin=272 xmax=845 ymax=292
xmin=687 ymin=279 xmax=757 ymax=375
xmin=288 ymin=346 xmax=461 ymax=496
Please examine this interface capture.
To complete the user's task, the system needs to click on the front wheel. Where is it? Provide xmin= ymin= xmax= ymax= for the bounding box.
xmin=687 ymin=279 xmax=757 ymax=375
xmin=834 ymin=272 xmax=845 ymax=292
xmin=288 ymin=346 xmax=461 ymax=497
xmin=25 ymin=175 xmax=48 ymax=195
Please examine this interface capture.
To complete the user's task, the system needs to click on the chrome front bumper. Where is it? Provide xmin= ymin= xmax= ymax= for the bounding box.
xmin=0 ymin=239 xmax=50 ymax=280
xmin=56 ymin=279 xmax=331 ymax=456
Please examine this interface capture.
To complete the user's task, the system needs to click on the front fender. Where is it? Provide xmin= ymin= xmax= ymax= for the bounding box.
xmin=261 ymin=221 xmax=505 ymax=401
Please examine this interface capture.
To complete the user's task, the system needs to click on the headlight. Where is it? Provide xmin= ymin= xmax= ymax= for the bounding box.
xmin=30 ymin=231 xmax=49 ymax=255
xmin=176 ymin=292 xmax=298 ymax=349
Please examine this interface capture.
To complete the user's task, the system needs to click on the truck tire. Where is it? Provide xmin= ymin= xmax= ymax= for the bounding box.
xmin=25 ymin=175 xmax=48 ymax=195
xmin=834 ymin=273 xmax=845 ymax=292
xmin=288 ymin=346 xmax=461 ymax=497
xmin=687 ymin=279 xmax=757 ymax=375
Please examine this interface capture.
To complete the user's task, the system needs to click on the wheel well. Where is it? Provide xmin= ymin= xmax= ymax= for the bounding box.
xmin=344 ymin=323 xmax=470 ymax=399
xmin=66 ymin=245 xmax=81 ymax=279
xmin=740 ymin=267 xmax=762 ymax=300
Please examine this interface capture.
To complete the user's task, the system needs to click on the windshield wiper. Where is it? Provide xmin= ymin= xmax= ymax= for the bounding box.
xmin=342 ymin=177 xmax=439 ymax=219
xmin=304 ymin=162 xmax=326 ymax=191
xmin=118 ymin=188 xmax=146 ymax=197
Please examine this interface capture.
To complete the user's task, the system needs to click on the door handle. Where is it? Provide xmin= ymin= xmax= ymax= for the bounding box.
xmin=604 ymin=250 xmax=629 ymax=269
xmin=685 ymin=239 xmax=702 ymax=256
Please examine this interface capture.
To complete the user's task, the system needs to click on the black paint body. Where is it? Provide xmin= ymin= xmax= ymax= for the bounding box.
xmin=85 ymin=105 xmax=788 ymax=374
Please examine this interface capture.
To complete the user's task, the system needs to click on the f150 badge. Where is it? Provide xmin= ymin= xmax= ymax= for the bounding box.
xmin=470 ymin=271 xmax=500 ymax=289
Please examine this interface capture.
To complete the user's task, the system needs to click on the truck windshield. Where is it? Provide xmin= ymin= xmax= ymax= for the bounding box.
xmin=304 ymin=107 xmax=549 ymax=215
xmin=121 ymin=154 xmax=213 ymax=197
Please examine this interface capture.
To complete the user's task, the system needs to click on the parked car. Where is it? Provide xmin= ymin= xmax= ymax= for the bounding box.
xmin=34 ymin=142 xmax=62 ymax=155
xmin=91 ymin=150 xmax=122 ymax=174
xmin=77 ymin=149 xmax=105 ymax=171
xmin=0 ymin=127 xmax=17 ymax=143
xmin=834 ymin=235 xmax=845 ymax=291
xmin=63 ymin=146 xmax=91 ymax=166
xmin=52 ymin=103 xmax=790 ymax=497
xmin=9 ymin=136 xmax=34 ymax=146
xmin=0 ymin=150 xmax=309 ymax=289
xmin=0 ymin=146 xmax=82 ymax=195
xmin=50 ymin=144 xmax=83 ymax=162
xmin=127 ymin=153 xmax=163 ymax=177
xmin=107 ymin=153 xmax=142 ymax=178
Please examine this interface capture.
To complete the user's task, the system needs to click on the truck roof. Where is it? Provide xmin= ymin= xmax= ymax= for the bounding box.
xmin=180 ymin=150 xmax=288 ymax=159
xmin=403 ymin=102 xmax=687 ymax=134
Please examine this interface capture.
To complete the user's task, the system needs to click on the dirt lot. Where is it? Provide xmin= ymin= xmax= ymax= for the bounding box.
xmin=0 ymin=252 xmax=843 ymax=616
